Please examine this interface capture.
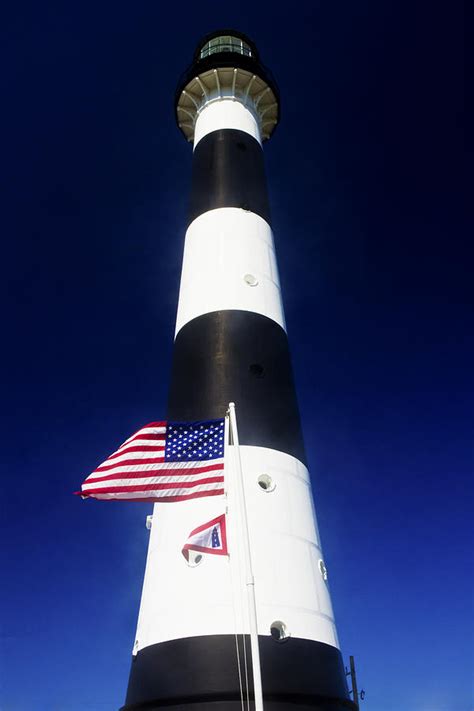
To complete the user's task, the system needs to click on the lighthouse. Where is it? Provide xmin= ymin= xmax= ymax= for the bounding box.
xmin=121 ymin=31 xmax=352 ymax=710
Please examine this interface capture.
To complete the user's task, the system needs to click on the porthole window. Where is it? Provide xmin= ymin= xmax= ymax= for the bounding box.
xmin=244 ymin=273 xmax=258 ymax=287
xmin=249 ymin=363 xmax=265 ymax=378
xmin=318 ymin=559 xmax=328 ymax=581
xmin=257 ymin=474 xmax=275 ymax=492
xmin=270 ymin=620 xmax=290 ymax=642
xmin=183 ymin=550 xmax=203 ymax=568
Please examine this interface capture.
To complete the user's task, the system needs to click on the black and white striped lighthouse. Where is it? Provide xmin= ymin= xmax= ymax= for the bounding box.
xmin=122 ymin=31 xmax=352 ymax=711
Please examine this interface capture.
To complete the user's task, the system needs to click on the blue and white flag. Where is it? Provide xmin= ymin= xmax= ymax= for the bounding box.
xmin=182 ymin=514 xmax=228 ymax=561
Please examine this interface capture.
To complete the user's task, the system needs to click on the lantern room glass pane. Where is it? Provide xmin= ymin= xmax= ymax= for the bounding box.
xmin=200 ymin=36 xmax=252 ymax=59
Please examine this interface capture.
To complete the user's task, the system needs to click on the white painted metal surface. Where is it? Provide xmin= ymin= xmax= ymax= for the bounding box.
xmin=194 ymin=99 xmax=262 ymax=147
xmin=133 ymin=445 xmax=339 ymax=653
xmin=177 ymin=67 xmax=279 ymax=142
xmin=175 ymin=208 xmax=286 ymax=336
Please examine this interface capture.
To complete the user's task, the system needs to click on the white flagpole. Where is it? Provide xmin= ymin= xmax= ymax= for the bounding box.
xmin=228 ymin=401 xmax=264 ymax=711
xmin=223 ymin=413 xmax=230 ymax=498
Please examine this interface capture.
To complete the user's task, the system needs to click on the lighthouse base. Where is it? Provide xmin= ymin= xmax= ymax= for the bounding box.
xmin=121 ymin=701 xmax=355 ymax=710
xmin=121 ymin=636 xmax=354 ymax=711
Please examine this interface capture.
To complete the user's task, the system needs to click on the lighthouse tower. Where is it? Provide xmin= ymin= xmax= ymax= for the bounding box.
xmin=122 ymin=31 xmax=352 ymax=711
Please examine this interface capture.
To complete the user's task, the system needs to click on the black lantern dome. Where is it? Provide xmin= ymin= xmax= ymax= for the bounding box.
xmin=175 ymin=29 xmax=280 ymax=142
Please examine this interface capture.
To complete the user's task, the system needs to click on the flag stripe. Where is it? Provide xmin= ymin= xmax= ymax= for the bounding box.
xmin=119 ymin=428 xmax=166 ymax=447
xmin=95 ymin=456 xmax=167 ymax=472
xmin=92 ymin=457 xmax=223 ymax=474
xmin=82 ymin=478 xmax=224 ymax=495
xmin=120 ymin=434 xmax=166 ymax=447
xmin=86 ymin=463 xmax=224 ymax=484
xmin=107 ymin=445 xmax=165 ymax=460
xmin=102 ymin=451 xmax=164 ymax=466
xmin=93 ymin=458 xmax=223 ymax=475
xmin=120 ymin=422 xmax=166 ymax=439
xmin=82 ymin=476 xmax=224 ymax=494
xmin=83 ymin=489 xmax=225 ymax=503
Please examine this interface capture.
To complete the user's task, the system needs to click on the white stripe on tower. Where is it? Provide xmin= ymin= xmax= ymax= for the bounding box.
xmin=193 ymin=98 xmax=262 ymax=148
xmin=175 ymin=207 xmax=285 ymax=334
xmin=122 ymin=30 xmax=351 ymax=711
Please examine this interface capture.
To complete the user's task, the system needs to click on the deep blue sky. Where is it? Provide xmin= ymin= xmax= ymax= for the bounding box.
xmin=2 ymin=2 xmax=470 ymax=710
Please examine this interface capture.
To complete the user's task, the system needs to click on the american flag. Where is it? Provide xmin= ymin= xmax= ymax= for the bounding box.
xmin=77 ymin=418 xmax=225 ymax=502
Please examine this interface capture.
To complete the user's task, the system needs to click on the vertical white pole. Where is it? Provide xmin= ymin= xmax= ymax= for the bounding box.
xmin=223 ymin=413 xmax=230 ymax=497
xmin=228 ymin=402 xmax=264 ymax=711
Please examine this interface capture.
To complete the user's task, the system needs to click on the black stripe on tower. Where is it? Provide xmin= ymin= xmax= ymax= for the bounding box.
xmin=188 ymin=128 xmax=271 ymax=226
xmin=168 ymin=310 xmax=306 ymax=464
xmin=122 ymin=636 xmax=353 ymax=710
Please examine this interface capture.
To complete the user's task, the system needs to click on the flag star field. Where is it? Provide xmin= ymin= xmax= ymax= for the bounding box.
xmin=165 ymin=420 xmax=225 ymax=461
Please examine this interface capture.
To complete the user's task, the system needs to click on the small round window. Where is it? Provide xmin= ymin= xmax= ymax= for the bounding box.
xmin=249 ymin=363 xmax=265 ymax=378
xmin=257 ymin=474 xmax=275 ymax=492
xmin=270 ymin=620 xmax=290 ymax=642
xmin=183 ymin=550 xmax=203 ymax=567
xmin=244 ymin=273 xmax=258 ymax=287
